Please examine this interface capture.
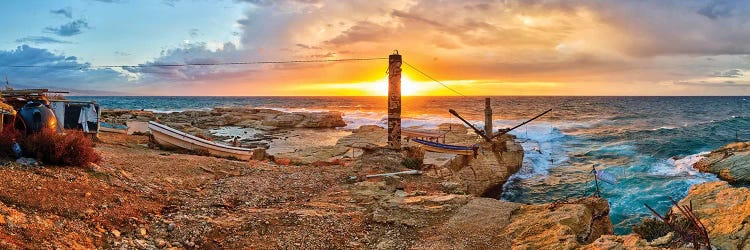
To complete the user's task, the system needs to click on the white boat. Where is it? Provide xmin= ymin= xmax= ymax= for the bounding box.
xmin=148 ymin=121 xmax=253 ymax=161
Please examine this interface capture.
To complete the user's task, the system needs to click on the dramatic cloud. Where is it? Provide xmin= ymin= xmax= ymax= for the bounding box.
xmin=50 ymin=7 xmax=73 ymax=18
xmin=122 ymin=42 xmax=249 ymax=82
xmin=9 ymin=0 xmax=750 ymax=95
xmin=0 ymin=45 xmax=128 ymax=93
xmin=44 ymin=19 xmax=90 ymax=37
xmin=14 ymin=36 xmax=72 ymax=45
xmin=115 ymin=0 xmax=750 ymax=95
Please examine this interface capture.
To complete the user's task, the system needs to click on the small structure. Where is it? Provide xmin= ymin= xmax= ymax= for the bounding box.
xmin=0 ymin=88 xmax=101 ymax=134
xmin=0 ymin=101 xmax=16 ymax=132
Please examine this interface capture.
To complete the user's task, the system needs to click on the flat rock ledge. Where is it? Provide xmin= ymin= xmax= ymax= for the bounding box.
xmin=351 ymin=181 xmax=615 ymax=249
xmin=693 ymin=141 xmax=750 ymax=183
xmin=102 ymin=107 xmax=347 ymax=131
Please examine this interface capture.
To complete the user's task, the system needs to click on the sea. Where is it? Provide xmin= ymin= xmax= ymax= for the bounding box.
xmin=68 ymin=96 xmax=750 ymax=234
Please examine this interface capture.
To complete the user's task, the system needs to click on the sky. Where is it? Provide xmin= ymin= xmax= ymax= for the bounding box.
xmin=0 ymin=0 xmax=749 ymax=96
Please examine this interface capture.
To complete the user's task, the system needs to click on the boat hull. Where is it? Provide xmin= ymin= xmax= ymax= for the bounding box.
xmin=148 ymin=121 xmax=252 ymax=161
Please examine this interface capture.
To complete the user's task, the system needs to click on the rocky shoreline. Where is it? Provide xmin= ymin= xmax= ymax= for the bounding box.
xmin=2 ymin=108 xmax=749 ymax=249
xmin=693 ymin=141 xmax=750 ymax=183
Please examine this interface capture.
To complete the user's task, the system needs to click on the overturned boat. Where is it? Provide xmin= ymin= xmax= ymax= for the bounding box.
xmin=148 ymin=121 xmax=253 ymax=161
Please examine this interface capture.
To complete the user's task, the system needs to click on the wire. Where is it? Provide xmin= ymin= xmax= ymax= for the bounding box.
xmin=0 ymin=57 xmax=388 ymax=69
xmin=402 ymin=60 xmax=466 ymax=97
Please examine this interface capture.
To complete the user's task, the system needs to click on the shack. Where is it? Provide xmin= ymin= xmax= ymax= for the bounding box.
xmin=0 ymin=88 xmax=100 ymax=134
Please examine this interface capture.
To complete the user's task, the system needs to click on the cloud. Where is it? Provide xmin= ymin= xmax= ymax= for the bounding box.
xmin=0 ymin=45 xmax=128 ymax=91
xmin=32 ymin=0 xmax=749 ymax=95
xmin=697 ymin=0 xmax=734 ymax=19
xmin=163 ymin=0 xmax=179 ymax=7
xmin=711 ymin=69 xmax=743 ymax=78
xmin=189 ymin=28 xmax=201 ymax=38
xmin=44 ymin=19 xmax=90 ymax=37
xmin=122 ymin=42 xmax=250 ymax=82
xmin=326 ymin=21 xmax=391 ymax=45
xmin=50 ymin=7 xmax=73 ymax=18
xmin=14 ymin=36 xmax=72 ymax=44
xmin=674 ymin=80 xmax=748 ymax=87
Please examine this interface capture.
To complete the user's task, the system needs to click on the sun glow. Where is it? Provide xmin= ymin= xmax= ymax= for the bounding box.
xmin=286 ymin=73 xmax=465 ymax=96
xmin=371 ymin=75 xmax=422 ymax=96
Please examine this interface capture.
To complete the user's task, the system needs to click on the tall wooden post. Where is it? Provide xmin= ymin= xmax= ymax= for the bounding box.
xmin=484 ymin=97 xmax=492 ymax=137
xmin=387 ymin=51 xmax=402 ymax=149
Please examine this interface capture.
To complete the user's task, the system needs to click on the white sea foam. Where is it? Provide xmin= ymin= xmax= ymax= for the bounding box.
xmin=648 ymin=152 xmax=709 ymax=176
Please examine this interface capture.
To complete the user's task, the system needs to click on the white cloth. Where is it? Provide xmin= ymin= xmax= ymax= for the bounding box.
xmin=50 ymin=101 xmax=66 ymax=133
xmin=78 ymin=104 xmax=98 ymax=133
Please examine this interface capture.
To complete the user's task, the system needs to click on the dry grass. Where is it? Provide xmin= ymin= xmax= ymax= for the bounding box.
xmin=19 ymin=129 xmax=100 ymax=166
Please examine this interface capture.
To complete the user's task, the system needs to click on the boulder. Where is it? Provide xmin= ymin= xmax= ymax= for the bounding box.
xmin=413 ymin=196 xmax=614 ymax=249
xmin=584 ymin=234 xmax=654 ymax=250
xmin=693 ymin=141 xmax=750 ymax=183
xmin=678 ymin=181 xmax=750 ymax=250
xmin=449 ymin=140 xmax=524 ymax=197
xmin=504 ymin=197 xmax=614 ymax=249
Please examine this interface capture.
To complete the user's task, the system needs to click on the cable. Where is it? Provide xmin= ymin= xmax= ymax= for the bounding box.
xmin=0 ymin=57 xmax=388 ymax=69
xmin=402 ymin=60 xmax=466 ymax=97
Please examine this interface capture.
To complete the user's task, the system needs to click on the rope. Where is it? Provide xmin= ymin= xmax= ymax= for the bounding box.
xmin=402 ymin=60 xmax=467 ymax=97
xmin=0 ymin=57 xmax=388 ymax=69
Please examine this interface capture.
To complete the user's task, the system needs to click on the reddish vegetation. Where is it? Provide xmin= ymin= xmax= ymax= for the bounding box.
xmin=0 ymin=125 xmax=19 ymax=157
xmin=18 ymin=129 xmax=100 ymax=166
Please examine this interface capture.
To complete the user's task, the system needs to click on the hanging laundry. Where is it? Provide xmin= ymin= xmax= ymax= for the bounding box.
xmin=78 ymin=103 xmax=98 ymax=133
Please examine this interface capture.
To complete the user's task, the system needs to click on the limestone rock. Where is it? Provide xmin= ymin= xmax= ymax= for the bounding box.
xmin=584 ymin=234 xmax=654 ymax=250
xmin=419 ymin=198 xmax=522 ymax=249
xmin=678 ymin=181 xmax=750 ymax=250
xmin=693 ymin=141 xmax=750 ymax=183
xmin=450 ymin=140 xmax=524 ymax=197
xmin=504 ymin=197 xmax=614 ymax=249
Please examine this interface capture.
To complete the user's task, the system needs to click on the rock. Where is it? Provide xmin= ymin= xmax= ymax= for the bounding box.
xmin=15 ymin=157 xmax=40 ymax=167
xmin=678 ymin=181 xmax=750 ymax=249
xmin=649 ymin=231 xmax=673 ymax=246
xmin=111 ymin=229 xmax=121 ymax=238
xmin=167 ymin=222 xmax=176 ymax=232
xmin=504 ymin=197 xmax=613 ymax=249
xmin=449 ymin=140 xmax=524 ymax=197
xmin=139 ymin=227 xmax=147 ymax=236
xmin=419 ymin=198 xmax=521 ymax=249
xmin=440 ymin=182 xmax=466 ymax=194
xmin=584 ymin=234 xmax=654 ymax=250
xmin=155 ymin=238 xmax=167 ymax=248
xmin=251 ymin=148 xmax=267 ymax=161
xmin=693 ymin=141 xmax=750 ymax=183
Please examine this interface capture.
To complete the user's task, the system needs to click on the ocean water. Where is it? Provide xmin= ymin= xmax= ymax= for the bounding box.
xmin=70 ymin=96 xmax=750 ymax=234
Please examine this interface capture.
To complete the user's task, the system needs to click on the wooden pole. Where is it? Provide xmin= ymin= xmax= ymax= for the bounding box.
xmin=484 ymin=97 xmax=492 ymax=137
xmin=387 ymin=51 xmax=402 ymax=149
xmin=449 ymin=109 xmax=492 ymax=142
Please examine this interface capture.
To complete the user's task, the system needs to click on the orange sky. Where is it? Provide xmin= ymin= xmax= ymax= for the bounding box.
xmin=4 ymin=0 xmax=749 ymax=96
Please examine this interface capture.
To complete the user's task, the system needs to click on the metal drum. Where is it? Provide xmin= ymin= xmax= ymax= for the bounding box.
xmin=17 ymin=101 xmax=58 ymax=134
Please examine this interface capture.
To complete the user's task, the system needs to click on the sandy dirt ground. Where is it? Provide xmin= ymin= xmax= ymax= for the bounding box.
xmin=0 ymin=132 xmax=449 ymax=249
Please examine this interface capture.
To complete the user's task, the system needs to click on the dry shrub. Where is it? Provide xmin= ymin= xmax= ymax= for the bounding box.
xmin=633 ymin=217 xmax=672 ymax=241
xmin=0 ymin=125 xmax=20 ymax=157
xmin=20 ymin=129 xmax=100 ymax=166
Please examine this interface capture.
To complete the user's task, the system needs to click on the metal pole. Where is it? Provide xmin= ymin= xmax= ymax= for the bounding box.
xmin=484 ymin=97 xmax=492 ymax=137
xmin=387 ymin=51 xmax=402 ymax=149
